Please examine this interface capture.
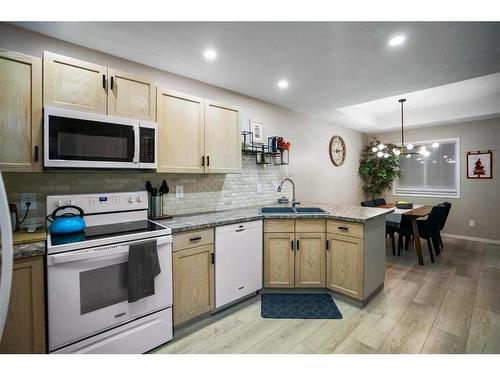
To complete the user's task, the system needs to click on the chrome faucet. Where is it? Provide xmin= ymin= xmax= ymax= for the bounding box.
xmin=277 ymin=177 xmax=300 ymax=207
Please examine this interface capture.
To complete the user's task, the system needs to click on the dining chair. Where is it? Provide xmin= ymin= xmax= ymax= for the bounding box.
xmin=361 ymin=200 xmax=376 ymax=207
xmin=416 ymin=205 xmax=448 ymax=263
xmin=373 ymin=197 xmax=386 ymax=206
xmin=437 ymin=201 xmax=452 ymax=249
xmin=396 ymin=217 xmax=413 ymax=256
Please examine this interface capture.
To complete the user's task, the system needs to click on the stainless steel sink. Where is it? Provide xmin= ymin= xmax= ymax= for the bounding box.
xmin=260 ymin=207 xmax=326 ymax=214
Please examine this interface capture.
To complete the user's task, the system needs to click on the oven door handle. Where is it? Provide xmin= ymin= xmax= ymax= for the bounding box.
xmin=47 ymin=236 xmax=171 ymax=266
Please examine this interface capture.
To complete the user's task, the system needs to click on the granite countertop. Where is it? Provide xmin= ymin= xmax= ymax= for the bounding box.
xmin=157 ymin=203 xmax=394 ymax=233
xmin=0 ymin=240 xmax=46 ymax=260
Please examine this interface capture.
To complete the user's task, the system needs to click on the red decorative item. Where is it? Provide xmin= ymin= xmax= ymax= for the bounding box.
xmin=277 ymin=137 xmax=291 ymax=151
xmin=466 ymin=150 xmax=493 ymax=179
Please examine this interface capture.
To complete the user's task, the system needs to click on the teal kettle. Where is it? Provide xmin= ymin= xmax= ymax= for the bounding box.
xmin=48 ymin=205 xmax=86 ymax=234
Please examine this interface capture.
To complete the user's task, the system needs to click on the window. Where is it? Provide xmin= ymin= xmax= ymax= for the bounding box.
xmin=394 ymin=138 xmax=460 ymax=198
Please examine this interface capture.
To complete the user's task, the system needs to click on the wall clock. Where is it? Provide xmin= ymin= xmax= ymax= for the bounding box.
xmin=329 ymin=135 xmax=346 ymax=166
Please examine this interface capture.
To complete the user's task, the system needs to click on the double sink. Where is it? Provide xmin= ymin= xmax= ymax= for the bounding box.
xmin=260 ymin=207 xmax=326 ymax=214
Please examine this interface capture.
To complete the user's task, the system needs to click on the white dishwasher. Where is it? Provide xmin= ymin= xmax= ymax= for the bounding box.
xmin=215 ymin=220 xmax=263 ymax=309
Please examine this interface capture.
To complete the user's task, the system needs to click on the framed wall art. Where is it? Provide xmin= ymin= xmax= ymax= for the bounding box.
xmin=249 ymin=120 xmax=264 ymax=143
xmin=466 ymin=150 xmax=493 ymax=179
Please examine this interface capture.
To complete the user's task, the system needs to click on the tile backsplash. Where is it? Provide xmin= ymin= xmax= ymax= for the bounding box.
xmin=4 ymin=155 xmax=293 ymax=227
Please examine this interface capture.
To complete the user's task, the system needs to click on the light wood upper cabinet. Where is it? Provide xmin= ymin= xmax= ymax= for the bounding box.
xmin=0 ymin=49 xmax=42 ymax=172
xmin=107 ymin=68 xmax=156 ymax=121
xmin=264 ymin=232 xmax=295 ymax=288
xmin=0 ymin=256 xmax=46 ymax=353
xmin=173 ymin=242 xmax=214 ymax=325
xmin=157 ymin=89 xmax=205 ymax=173
xmin=295 ymin=232 xmax=326 ymax=288
xmin=43 ymin=51 xmax=107 ymax=114
xmin=204 ymin=100 xmax=241 ymax=174
xmin=326 ymin=234 xmax=364 ymax=299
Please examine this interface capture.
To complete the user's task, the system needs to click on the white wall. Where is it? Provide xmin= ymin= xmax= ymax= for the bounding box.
xmin=0 ymin=23 xmax=364 ymax=211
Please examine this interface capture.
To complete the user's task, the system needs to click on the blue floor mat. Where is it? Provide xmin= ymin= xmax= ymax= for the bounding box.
xmin=261 ymin=293 xmax=343 ymax=319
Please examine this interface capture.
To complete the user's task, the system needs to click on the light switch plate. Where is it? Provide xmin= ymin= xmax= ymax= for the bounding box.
xmin=20 ymin=192 xmax=37 ymax=210
xmin=256 ymin=183 xmax=262 ymax=193
xmin=469 ymin=219 xmax=475 ymax=227
xmin=176 ymin=186 xmax=184 ymax=198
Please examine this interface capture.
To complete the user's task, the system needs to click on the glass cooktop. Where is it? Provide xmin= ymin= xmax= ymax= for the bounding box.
xmin=50 ymin=220 xmax=167 ymax=247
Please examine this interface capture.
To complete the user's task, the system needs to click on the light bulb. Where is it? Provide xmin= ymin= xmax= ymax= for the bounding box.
xmin=432 ymin=142 xmax=439 ymax=148
xmin=372 ymin=147 xmax=378 ymax=153
xmin=378 ymin=144 xmax=385 ymax=150
xmin=393 ymin=149 xmax=401 ymax=156
xmin=407 ymin=143 xmax=414 ymax=150
xmin=423 ymin=150 xmax=430 ymax=157
xmin=377 ymin=151 xmax=383 ymax=157
xmin=384 ymin=153 xmax=390 ymax=158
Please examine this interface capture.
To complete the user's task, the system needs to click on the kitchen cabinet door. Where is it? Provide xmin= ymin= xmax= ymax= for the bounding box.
xmin=43 ymin=51 xmax=107 ymax=113
xmin=264 ymin=233 xmax=295 ymax=288
xmin=295 ymin=232 xmax=326 ymax=288
xmin=172 ymin=244 xmax=214 ymax=325
xmin=204 ymin=100 xmax=241 ymax=174
xmin=0 ymin=49 xmax=42 ymax=171
xmin=326 ymin=234 xmax=364 ymax=299
xmin=0 ymin=256 xmax=46 ymax=353
xmin=107 ymin=68 xmax=156 ymax=121
xmin=157 ymin=89 xmax=205 ymax=173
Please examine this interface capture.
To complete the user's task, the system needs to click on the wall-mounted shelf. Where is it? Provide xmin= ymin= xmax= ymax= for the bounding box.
xmin=242 ymin=131 xmax=289 ymax=165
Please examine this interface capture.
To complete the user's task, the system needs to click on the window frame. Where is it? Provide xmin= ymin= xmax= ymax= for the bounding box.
xmin=393 ymin=137 xmax=461 ymax=199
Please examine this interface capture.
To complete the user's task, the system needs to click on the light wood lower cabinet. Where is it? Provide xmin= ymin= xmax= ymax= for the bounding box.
xmin=0 ymin=49 xmax=42 ymax=172
xmin=0 ymin=256 xmax=46 ymax=353
xmin=172 ymin=232 xmax=214 ymax=325
xmin=295 ymin=232 xmax=326 ymax=288
xmin=326 ymin=234 xmax=364 ymax=299
xmin=264 ymin=232 xmax=295 ymax=288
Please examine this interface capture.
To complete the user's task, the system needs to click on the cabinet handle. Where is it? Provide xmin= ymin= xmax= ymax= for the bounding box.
xmin=102 ymin=74 xmax=106 ymax=90
xmin=296 ymin=240 xmax=300 ymax=250
xmin=190 ymin=236 xmax=202 ymax=242
xmin=291 ymin=240 xmax=294 ymax=251
xmin=236 ymin=228 xmax=245 ymax=232
xmin=326 ymin=239 xmax=330 ymax=250
xmin=201 ymin=156 xmax=205 ymax=166
xmin=207 ymin=156 xmax=210 ymax=166
xmin=34 ymin=145 xmax=39 ymax=162
xmin=211 ymin=253 xmax=215 ymax=264
xmin=110 ymin=76 xmax=114 ymax=91
xmin=338 ymin=226 xmax=349 ymax=231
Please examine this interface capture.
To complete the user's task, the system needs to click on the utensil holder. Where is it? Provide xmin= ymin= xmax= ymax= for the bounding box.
xmin=149 ymin=195 xmax=163 ymax=219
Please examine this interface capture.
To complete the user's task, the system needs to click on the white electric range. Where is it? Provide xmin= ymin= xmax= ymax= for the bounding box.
xmin=46 ymin=191 xmax=173 ymax=354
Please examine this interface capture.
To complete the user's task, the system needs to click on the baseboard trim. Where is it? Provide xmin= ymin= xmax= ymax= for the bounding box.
xmin=441 ymin=232 xmax=500 ymax=245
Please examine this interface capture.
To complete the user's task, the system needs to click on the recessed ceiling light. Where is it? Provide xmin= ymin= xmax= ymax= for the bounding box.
xmin=203 ymin=49 xmax=217 ymax=61
xmin=277 ymin=79 xmax=289 ymax=89
xmin=388 ymin=35 xmax=406 ymax=47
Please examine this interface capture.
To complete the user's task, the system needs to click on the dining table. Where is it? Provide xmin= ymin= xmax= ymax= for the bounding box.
xmin=378 ymin=203 xmax=433 ymax=265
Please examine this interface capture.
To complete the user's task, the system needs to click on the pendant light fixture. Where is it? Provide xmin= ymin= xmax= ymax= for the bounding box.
xmin=372 ymin=98 xmax=439 ymax=158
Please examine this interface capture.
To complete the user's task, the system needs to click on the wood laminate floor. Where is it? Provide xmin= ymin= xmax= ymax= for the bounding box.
xmin=153 ymin=237 xmax=500 ymax=354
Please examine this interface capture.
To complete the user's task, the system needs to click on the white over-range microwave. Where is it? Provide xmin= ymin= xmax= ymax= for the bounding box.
xmin=44 ymin=107 xmax=157 ymax=170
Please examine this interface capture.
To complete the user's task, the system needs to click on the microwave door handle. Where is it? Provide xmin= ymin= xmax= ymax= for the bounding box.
xmin=133 ymin=125 xmax=140 ymax=164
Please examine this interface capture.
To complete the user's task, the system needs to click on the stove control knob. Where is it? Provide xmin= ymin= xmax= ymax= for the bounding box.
xmin=128 ymin=196 xmax=134 ymax=203
xmin=67 ymin=200 xmax=76 ymax=206
xmin=136 ymin=196 xmax=142 ymax=203
xmin=56 ymin=200 xmax=63 ymax=207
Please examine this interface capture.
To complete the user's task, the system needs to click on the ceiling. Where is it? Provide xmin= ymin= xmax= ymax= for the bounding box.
xmin=14 ymin=22 xmax=500 ymax=132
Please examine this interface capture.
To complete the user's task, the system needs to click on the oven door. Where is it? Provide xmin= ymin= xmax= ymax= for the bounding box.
xmin=44 ymin=107 xmax=140 ymax=169
xmin=46 ymin=235 xmax=172 ymax=352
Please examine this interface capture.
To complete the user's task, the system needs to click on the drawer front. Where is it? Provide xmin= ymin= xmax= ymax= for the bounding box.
xmin=295 ymin=219 xmax=326 ymax=233
xmin=173 ymin=228 xmax=214 ymax=251
xmin=327 ymin=220 xmax=364 ymax=238
xmin=264 ymin=219 xmax=294 ymax=233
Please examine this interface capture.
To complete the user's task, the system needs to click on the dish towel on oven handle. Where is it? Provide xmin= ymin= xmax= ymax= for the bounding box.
xmin=128 ymin=239 xmax=161 ymax=303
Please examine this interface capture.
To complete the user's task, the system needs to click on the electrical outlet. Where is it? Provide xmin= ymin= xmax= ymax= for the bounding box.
xmin=256 ymin=183 xmax=262 ymax=193
xmin=20 ymin=192 xmax=37 ymax=210
xmin=175 ymin=186 xmax=184 ymax=198
xmin=469 ymin=220 xmax=476 ymax=227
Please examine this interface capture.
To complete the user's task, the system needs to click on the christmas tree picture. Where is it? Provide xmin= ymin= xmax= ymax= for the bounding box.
xmin=473 ymin=158 xmax=486 ymax=177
